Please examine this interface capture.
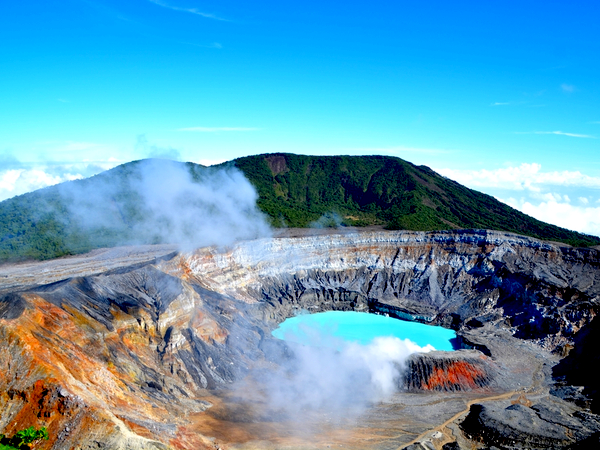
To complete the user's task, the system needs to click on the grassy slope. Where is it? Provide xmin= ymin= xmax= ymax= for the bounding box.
xmin=0 ymin=154 xmax=598 ymax=261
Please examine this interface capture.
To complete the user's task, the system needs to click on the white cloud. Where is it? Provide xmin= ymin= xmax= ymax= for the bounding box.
xmin=502 ymin=197 xmax=600 ymax=237
xmin=147 ymin=0 xmax=227 ymax=21
xmin=534 ymin=192 xmax=570 ymax=203
xmin=0 ymin=161 xmax=121 ymax=202
xmin=437 ymin=163 xmax=600 ymax=237
xmin=178 ymin=127 xmax=260 ymax=132
xmin=437 ymin=163 xmax=600 ymax=192
xmin=561 ymin=84 xmax=576 ymax=93
xmin=515 ymin=131 xmax=595 ymax=138
xmin=0 ymin=170 xmax=24 ymax=192
xmin=0 ymin=168 xmax=81 ymax=201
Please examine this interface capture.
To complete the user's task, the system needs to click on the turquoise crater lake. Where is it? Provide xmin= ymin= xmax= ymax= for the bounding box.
xmin=272 ymin=311 xmax=456 ymax=351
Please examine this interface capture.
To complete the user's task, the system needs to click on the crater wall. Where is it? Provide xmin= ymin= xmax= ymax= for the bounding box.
xmin=0 ymin=229 xmax=599 ymax=449
xmin=163 ymin=229 xmax=600 ymax=352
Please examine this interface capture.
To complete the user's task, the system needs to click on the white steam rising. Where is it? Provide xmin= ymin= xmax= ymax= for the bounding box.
xmin=55 ymin=159 xmax=272 ymax=249
xmin=261 ymin=331 xmax=433 ymax=419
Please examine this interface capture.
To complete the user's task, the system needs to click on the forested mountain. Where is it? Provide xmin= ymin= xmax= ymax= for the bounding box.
xmin=0 ymin=154 xmax=598 ymax=261
xmin=228 ymin=153 xmax=599 ymax=246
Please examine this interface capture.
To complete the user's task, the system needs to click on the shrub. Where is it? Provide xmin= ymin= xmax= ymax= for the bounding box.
xmin=0 ymin=426 xmax=49 ymax=449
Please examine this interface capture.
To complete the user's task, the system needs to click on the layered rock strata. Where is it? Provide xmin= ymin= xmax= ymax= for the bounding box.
xmin=165 ymin=229 xmax=600 ymax=353
xmin=0 ymin=229 xmax=599 ymax=449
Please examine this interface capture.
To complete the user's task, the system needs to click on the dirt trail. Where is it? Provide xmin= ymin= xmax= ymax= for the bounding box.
xmin=400 ymin=360 xmax=549 ymax=449
xmin=397 ymin=390 xmax=522 ymax=450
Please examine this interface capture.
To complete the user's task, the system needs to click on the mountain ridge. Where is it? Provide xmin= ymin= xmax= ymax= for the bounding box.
xmin=0 ymin=153 xmax=598 ymax=261
xmin=227 ymin=153 xmax=599 ymax=245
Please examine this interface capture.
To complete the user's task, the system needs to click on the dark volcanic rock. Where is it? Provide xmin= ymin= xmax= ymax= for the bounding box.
xmin=460 ymin=398 xmax=600 ymax=449
xmin=0 ymin=293 xmax=28 ymax=319
xmin=403 ymin=350 xmax=497 ymax=391
xmin=553 ymin=315 xmax=600 ymax=413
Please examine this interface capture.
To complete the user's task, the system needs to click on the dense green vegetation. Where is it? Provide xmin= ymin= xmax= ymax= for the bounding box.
xmin=227 ymin=153 xmax=600 ymax=247
xmin=0 ymin=426 xmax=48 ymax=450
xmin=0 ymin=153 xmax=598 ymax=262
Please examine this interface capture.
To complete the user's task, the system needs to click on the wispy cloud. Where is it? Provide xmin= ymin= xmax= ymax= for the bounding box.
xmin=0 ymin=159 xmax=122 ymax=202
xmin=490 ymin=101 xmax=527 ymax=107
xmin=492 ymin=101 xmax=544 ymax=107
xmin=515 ymin=131 xmax=595 ymax=138
xmin=178 ymin=127 xmax=260 ymax=132
xmin=136 ymin=134 xmax=180 ymax=160
xmin=57 ymin=98 xmax=69 ymax=103
xmin=501 ymin=196 xmax=600 ymax=237
xmin=148 ymin=0 xmax=227 ymax=21
xmin=561 ymin=83 xmax=576 ymax=93
xmin=182 ymin=41 xmax=223 ymax=49
xmin=435 ymin=163 xmax=600 ymax=236
xmin=436 ymin=163 xmax=600 ymax=192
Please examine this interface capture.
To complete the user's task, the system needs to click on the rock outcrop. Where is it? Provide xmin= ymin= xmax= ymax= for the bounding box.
xmin=0 ymin=229 xmax=599 ymax=449
xmin=403 ymin=350 xmax=497 ymax=391
xmin=460 ymin=398 xmax=600 ymax=449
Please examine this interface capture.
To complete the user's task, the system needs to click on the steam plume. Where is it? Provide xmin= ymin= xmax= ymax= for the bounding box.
xmin=54 ymin=159 xmax=272 ymax=250
xmin=255 ymin=322 xmax=434 ymax=422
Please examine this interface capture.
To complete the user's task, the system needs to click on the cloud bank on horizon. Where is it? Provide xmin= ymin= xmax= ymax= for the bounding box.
xmin=0 ymin=159 xmax=121 ymax=202
xmin=437 ymin=164 xmax=600 ymax=237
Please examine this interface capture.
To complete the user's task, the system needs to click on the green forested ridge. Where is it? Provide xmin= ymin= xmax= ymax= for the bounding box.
xmin=0 ymin=154 xmax=598 ymax=261
xmin=227 ymin=153 xmax=600 ymax=247
xmin=225 ymin=153 xmax=600 ymax=246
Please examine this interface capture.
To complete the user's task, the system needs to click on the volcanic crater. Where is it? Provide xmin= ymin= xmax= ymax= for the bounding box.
xmin=1 ymin=229 xmax=600 ymax=449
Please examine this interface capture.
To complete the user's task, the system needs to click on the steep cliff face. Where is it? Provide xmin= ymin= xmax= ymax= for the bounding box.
xmin=0 ymin=230 xmax=599 ymax=449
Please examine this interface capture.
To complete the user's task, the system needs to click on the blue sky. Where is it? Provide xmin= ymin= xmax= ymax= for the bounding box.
xmin=1 ymin=1 xmax=599 ymax=235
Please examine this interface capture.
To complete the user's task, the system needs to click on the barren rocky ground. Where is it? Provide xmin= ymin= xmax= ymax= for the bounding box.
xmin=1 ymin=229 xmax=600 ymax=449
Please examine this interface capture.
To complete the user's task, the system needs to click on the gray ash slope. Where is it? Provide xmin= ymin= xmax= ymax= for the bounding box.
xmin=1 ymin=229 xmax=600 ymax=449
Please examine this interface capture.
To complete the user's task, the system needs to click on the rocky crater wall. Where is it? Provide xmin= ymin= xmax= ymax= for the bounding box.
xmin=1 ymin=229 xmax=599 ymax=449
xmin=164 ymin=229 xmax=600 ymax=352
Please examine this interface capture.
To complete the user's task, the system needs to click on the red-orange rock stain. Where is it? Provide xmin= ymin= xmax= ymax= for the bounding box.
xmin=422 ymin=361 xmax=486 ymax=390
xmin=169 ymin=426 xmax=214 ymax=450
xmin=191 ymin=310 xmax=228 ymax=344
